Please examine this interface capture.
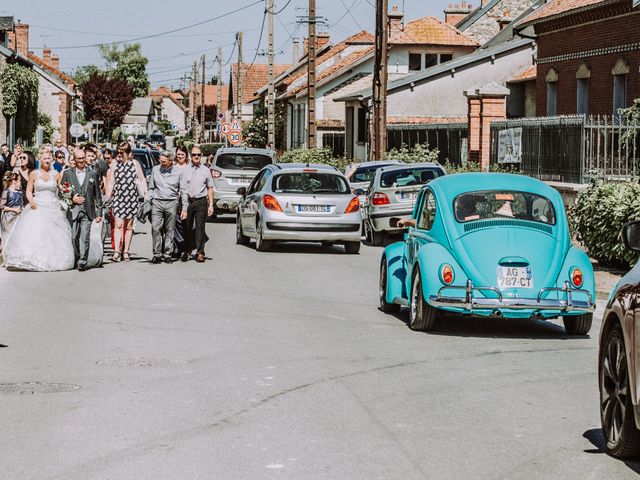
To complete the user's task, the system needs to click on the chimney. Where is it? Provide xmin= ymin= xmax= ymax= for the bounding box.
xmin=7 ymin=30 xmax=15 ymax=50
xmin=14 ymin=23 xmax=29 ymax=56
xmin=317 ymin=32 xmax=330 ymax=49
xmin=388 ymin=5 xmax=404 ymax=30
xmin=51 ymin=54 xmax=60 ymax=70
xmin=43 ymin=47 xmax=52 ymax=66
xmin=292 ymin=37 xmax=301 ymax=63
xmin=444 ymin=1 xmax=473 ymax=25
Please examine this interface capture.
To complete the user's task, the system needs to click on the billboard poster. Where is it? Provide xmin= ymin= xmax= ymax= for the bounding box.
xmin=497 ymin=127 xmax=523 ymax=164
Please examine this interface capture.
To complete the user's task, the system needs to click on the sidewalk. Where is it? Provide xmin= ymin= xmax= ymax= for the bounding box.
xmin=595 ymin=267 xmax=625 ymax=301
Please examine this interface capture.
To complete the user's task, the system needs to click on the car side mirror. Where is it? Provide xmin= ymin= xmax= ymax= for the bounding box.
xmin=622 ymin=221 xmax=640 ymax=252
xmin=236 ymin=187 xmax=247 ymax=197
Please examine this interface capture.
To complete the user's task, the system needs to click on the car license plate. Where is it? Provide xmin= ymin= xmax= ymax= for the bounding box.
xmin=400 ymin=191 xmax=418 ymax=200
xmin=295 ymin=205 xmax=331 ymax=213
xmin=232 ymin=177 xmax=252 ymax=184
xmin=497 ymin=267 xmax=533 ymax=289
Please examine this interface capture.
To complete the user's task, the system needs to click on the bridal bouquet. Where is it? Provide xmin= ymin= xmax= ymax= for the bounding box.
xmin=60 ymin=181 xmax=75 ymax=210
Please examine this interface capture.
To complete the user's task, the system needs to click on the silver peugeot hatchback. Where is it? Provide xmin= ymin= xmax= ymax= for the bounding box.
xmin=236 ymin=163 xmax=362 ymax=253
xmin=363 ymin=162 xmax=445 ymax=245
xmin=210 ymin=147 xmax=276 ymax=215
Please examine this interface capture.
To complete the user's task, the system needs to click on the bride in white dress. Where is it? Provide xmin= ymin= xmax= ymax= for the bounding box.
xmin=3 ymin=151 xmax=75 ymax=271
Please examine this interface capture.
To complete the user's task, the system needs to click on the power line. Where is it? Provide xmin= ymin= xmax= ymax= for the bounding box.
xmin=248 ymin=7 xmax=268 ymax=69
xmin=267 ymin=0 xmax=294 ymax=15
xmin=46 ymin=1 xmax=264 ymax=50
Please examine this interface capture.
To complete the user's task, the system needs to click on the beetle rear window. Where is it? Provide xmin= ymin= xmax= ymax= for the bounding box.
xmin=454 ymin=190 xmax=556 ymax=225
xmin=272 ymin=172 xmax=350 ymax=194
xmin=380 ymin=167 xmax=443 ymax=188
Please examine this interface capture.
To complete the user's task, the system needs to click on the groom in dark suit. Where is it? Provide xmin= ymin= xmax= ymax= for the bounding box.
xmin=61 ymin=148 xmax=103 ymax=271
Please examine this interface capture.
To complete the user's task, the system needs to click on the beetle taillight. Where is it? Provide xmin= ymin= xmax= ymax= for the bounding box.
xmin=372 ymin=193 xmax=390 ymax=205
xmin=345 ymin=197 xmax=360 ymax=214
xmin=571 ymin=268 xmax=583 ymax=288
xmin=263 ymin=195 xmax=283 ymax=212
xmin=441 ymin=264 xmax=454 ymax=285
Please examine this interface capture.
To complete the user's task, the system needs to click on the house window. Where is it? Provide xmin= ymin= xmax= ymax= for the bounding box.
xmin=439 ymin=53 xmax=453 ymax=63
xmin=424 ymin=54 xmax=438 ymax=69
xmin=545 ymin=68 xmax=558 ymax=116
xmin=576 ymin=63 xmax=590 ymax=116
xmin=613 ymin=75 xmax=627 ymax=118
xmin=357 ymin=107 xmax=367 ymax=143
xmin=409 ymin=53 xmax=422 ymax=71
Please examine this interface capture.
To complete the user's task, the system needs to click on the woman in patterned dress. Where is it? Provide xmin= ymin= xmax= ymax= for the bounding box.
xmin=106 ymin=141 xmax=147 ymax=262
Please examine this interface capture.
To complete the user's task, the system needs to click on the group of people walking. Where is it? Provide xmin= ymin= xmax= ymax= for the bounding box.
xmin=0 ymin=141 xmax=214 ymax=272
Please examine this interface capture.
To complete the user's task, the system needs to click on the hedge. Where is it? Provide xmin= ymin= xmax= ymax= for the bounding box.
xmin=569 ymin=180 xmax=640 ymax=267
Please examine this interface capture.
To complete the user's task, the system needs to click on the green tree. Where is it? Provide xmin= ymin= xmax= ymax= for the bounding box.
xmin=37 ymin=112 xmax=55 ymax=143
xmin=242 ymin=100 xmax=286 ymax=148
xmin=70 ymin=64 xmax=101 ymax=89
xmin=99 ymin=43 xmax=150 ymax=97
xmin=1 ymin=63 xmax=39 ymax=142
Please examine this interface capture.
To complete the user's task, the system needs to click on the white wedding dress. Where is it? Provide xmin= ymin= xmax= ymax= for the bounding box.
xmin=3 ymin=170 xmax=75 ymax=272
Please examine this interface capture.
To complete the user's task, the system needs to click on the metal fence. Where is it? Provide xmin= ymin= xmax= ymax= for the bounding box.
xmin=489 ymin=115 xmax=640 ymax=183
xmin=387 ymin=123 xmax=468 ymax=165
xmin=584 ymin=115 xmax=640 ymax=180
xmin=490 ymin=116 xmax=585 ymax=183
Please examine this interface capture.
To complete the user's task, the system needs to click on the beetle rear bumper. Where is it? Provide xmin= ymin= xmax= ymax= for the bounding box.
xmin=428 ymin=280 xmax=595 ymax=314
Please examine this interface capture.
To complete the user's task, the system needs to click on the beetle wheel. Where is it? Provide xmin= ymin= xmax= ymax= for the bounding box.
xmin=379 ymin=259 xmax=400 ymax=313
xmin=563 ymin=314 xmax=592 ymax=335
xmin=599 ymin=322 xmax=640 ymax=458
xmin=409 ymin=269 xmax=437 ymax=332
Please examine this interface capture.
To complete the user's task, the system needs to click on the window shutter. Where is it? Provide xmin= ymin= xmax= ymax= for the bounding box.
xmin=576 ymin=79 xmax=588 ymax=115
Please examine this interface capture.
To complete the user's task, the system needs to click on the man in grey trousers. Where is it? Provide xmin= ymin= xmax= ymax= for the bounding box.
xmin=148 ymin=151 xmax=188 ymax=264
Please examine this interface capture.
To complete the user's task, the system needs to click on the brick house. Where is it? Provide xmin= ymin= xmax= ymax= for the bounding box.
xmin=517 ymin=0 xmax=640 ymax=117
xmin=4 ymin=22 xmax=77 ymax=143
xmin=228 ymin=63 xmax=291 ymax=122
xmin=150 ymin=86 xmax=188 ymax=133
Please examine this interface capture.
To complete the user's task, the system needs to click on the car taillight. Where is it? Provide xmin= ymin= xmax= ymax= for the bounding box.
xmin=571 ymin=268 xmax=583 ymax=288
xmin=211 ymin=169 xmax=222 ymax=178
xmin=263 ymin=194 xmax=283 ymax=212
xmin=372 ymin=193 xmax=390 ymax=205
xmin=440 ymin=264 xmax=454 ymax=285
xmin=345 ymin=197 xmax=360 ymax=214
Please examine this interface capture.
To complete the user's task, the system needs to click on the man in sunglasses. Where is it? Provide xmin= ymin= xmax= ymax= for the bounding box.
xmin=181 ymin=145 xmax=214 ymax=263
xmin=53 ymin=151 xmax=66 ymax=173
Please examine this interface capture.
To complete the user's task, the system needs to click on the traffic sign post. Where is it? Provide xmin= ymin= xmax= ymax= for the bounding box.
xmin=69 ymin=123 xmax=84 ymax=143
xmin=228 ymin=131 xmax=243 ymax=145
xmin=220 ymin=122 xmax=232 ymax=136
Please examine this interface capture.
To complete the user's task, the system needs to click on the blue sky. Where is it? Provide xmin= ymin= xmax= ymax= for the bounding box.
xmin=5 ymin=0 xmax=454 ymax=88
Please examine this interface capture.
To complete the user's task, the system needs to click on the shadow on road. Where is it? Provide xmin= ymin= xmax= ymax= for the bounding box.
xmin=238 ymin=241 xmax=352 ymax=256
xmin=583 ymin=428 xmax=640 ymax=474
xmin=384 ymin=308 xmax=588 ymax=340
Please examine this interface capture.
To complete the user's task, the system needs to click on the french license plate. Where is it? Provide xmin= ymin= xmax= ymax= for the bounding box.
xmin=400 ymin=191 xmax=418 ymax=200
xmin=232 ymin=177 xmax=252 ymax=184
xmin=295 ymin=205 xmax=331 ymax=213
xmin=497 ymin=267 xmax=533 ymax=289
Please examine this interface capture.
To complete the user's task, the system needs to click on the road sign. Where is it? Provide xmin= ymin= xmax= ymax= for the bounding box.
xmin=228 ymin=131 xmax=243 ymax=145
xmin=231 ymin=119 xmax=241 ymax=131
xmin=221 ymin=122 xmax=232 ymax=136
xmin=218 ymin=113 xmax=224 ymax=119
xmin=69 ymin=123 xmax=84 ymax=137
xmin=91 ymin=120 xmax=104 ymax=125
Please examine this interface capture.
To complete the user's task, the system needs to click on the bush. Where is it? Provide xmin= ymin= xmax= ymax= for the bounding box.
xmin=279 ymin=147 xmax=349 ymax=171
xmin=384 ymin=144 xmax=440 ymax=163
xmin=199 ymin=143 xmax=223 ymax=157
xmin=569 ymin=180 xmax=640 ymax=267
xmin=443 ymin=161 xmax=522 ymax=175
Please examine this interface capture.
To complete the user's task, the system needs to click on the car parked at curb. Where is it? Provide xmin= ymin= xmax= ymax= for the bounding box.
xmin=379 ymin=173 xmax=595 ymax=334
xmin=236 ymin=163 xmax=362 ymax=253
xmin=363 ymin=162 xmax=445 ymax=245
xmin=211 ymin=147 xmax=276 ymax=215
xmin=598 ymin=220 xmax=640 ymax=459
xmin=345 ymin=160 xmax=404 ymax=202
xmin=132 ymin=148 xmax=159 ymax=181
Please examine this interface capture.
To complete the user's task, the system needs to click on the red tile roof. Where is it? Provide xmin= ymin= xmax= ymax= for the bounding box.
xmin=317 ymin=119 xmax=345 ymax=129
xmin=27 ymin=52 xmax=76 ymax=87
xmin=508 ymin=65 xmax=537 ymax=82
xmin=150 ymin=86 xmax=171 ymax=99
xmin=185 ymin=84 xmax=230 ymax=111
xmin=389 ymin=16 xmax=479 ymax=46
xmin=231 ymin=63 xmax=291 ymax=103
xmin=519 ymin=0 xmax=609 ymax=26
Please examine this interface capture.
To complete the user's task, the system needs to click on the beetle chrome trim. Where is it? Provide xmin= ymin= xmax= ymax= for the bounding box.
xmin=429 ymin=280 xmax=595 ymax=312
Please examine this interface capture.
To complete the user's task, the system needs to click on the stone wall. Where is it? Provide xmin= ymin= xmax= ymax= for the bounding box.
xmin=463 ymin=0 xmax=536 ymax=45
xmin=37 ymin=75 xmax=62 ymax=132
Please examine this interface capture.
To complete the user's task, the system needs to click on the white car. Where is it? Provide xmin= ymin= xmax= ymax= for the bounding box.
xmin=236 ymin=163 xmax=362 ymax=253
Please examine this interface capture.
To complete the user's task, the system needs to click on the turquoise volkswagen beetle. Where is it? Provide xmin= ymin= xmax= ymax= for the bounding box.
xmin=379 ymin=173 xmax=595 ymax=334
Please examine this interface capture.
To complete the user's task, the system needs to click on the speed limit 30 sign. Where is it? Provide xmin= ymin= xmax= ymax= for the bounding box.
xmin=228 ymin=131 xmax=243 ymax=145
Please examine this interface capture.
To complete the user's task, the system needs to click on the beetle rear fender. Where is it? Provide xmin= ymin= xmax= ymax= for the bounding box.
xmin=414 ymin=242 xmax=469 ymax=302
xmin=383 ymin=241 xmax=407 ymax=304
xmin=555 ymin=246 xmax=595 ymax=302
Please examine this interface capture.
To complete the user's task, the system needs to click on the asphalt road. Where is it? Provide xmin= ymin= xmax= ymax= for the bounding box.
xmin=1 ymin=220 xmax=638 ymax=480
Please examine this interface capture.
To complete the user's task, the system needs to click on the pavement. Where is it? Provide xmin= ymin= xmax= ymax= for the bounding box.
xmin=1 ymin=220 xmax=638 ymax=480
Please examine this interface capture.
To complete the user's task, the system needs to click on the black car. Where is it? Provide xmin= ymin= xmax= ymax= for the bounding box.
xmin=148 ymin=133 xmax=166 ymax=149
xmin=132 ymin=148 xmax=159 ymax=180
xmin=599 ymin=220 xmax=640 ymax=458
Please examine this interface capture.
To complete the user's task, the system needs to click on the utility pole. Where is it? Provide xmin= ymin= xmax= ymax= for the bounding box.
xmin=237 ymin=32 xmax=244 ymax=122
xmin=201 ymin=54 xmax=206 ymax=143
xmin=267 ymin=0 xmax=275 ymax=149
xmin=371 ymin=0 xmax=389 ymax=160
xmin=307 ymin=0 xmax=317 ymax=149
xmin=191 ymin=61 xmax=198 ymax=140
xmin=217 ymin=48 xmax=223 ymax=128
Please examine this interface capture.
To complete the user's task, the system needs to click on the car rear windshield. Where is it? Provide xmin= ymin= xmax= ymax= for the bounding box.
xmin=380 ymin=167 xmax=443 ymax=188
xmin=351 ymin=164 xmax=396 ymax=183
xmin=133 ymin=153 xmax=150 ymax=168
xmin=272 ymin=172 xmax=350 ymax=194
xmin=216 ymin=154 xmax=272 ymax=171
xmin=149 ymin=134 xmax=164 ymax=141
xmin=454 ymin=190 xmax=556 ymax=225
